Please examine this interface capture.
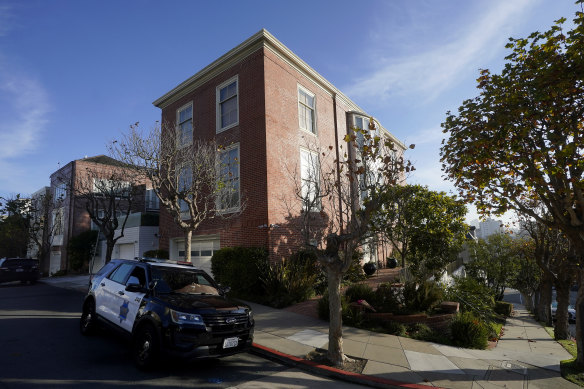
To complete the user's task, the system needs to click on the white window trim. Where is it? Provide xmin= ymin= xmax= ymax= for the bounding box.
xmin=177 ymin=163 xmax=193 ymax=220
xmin=216 ymin=75 xmax=239 ymax=133
xmin=216 ymin=143 xmax=241 ymax=213
xmin=298 ymin=84 xmax=317 ymax=136
xmin=299 ymin=147 xmax=321 ymax=211
xmin=176 ymin=102 xmax=193 ymax=147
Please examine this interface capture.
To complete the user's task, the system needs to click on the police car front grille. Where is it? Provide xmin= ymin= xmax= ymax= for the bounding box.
xmin=202 ymin=313 xmax=248 ymax=330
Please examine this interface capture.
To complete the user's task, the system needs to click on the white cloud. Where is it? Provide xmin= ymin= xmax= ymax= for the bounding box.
xmin=345 ymin=0 xmax=532 ymax=103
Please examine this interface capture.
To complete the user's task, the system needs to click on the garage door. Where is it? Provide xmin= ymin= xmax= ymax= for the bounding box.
xmin=118 ymin=243 xmax=135 ymax=260
xmin=177 ymin=239 xmax=220 ymax=276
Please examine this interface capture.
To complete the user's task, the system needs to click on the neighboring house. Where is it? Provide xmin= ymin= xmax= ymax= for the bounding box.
xmin=48 ymin=155 xmax=159 ymax=275
xmin=153 ymin=29 xmax=406 ymax=273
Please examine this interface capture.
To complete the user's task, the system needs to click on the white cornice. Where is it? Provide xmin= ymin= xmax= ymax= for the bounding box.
xmin=153 ymin=29 xmax=404 ymax=148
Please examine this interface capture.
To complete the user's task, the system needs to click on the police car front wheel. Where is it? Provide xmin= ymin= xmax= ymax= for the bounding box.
xmin=133 ymin=324 xmax=159 ymax=369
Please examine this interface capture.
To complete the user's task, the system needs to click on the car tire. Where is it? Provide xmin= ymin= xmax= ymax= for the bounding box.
xmin=133 ymin=324 xmax=159 ymax=370
xmin=80 ymin=299 xmax=96 ymax=335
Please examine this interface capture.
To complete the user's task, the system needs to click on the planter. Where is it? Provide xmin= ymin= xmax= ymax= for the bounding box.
xmin=363 ymin=262 xmax=377 ymax=276
xmin=387 ymin=257 xmax=398 ymax=269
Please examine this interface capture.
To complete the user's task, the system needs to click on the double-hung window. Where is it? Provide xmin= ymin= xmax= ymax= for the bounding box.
xmin=178 ymin=164 xmax=193 ymax=217
xmin=298 ymin=86 xmax=316 ymax=134
xmin=216 ymin=76 xmax=238 ymax=132
xmin=177 ymin=103 xmax=193 ymax=146
xmin=217 ymin=145 xmax=240 ymax=211
xmin=300 ymin=148 xmax=320 ymax=210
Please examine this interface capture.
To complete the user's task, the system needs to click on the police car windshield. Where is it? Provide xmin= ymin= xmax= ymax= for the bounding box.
xmin=151 ymin=267 xmax=219 ymax=295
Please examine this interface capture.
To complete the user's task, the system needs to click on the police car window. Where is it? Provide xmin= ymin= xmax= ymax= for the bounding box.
xmin=126 ymin=266 xmax=146 ymax=287
xmin=109 ymin=263 xmax=134 ymax=284
xmin=95 ymin=262 xmax=117 ymax=277
xmin=151 ymin=267 xmax=218 ymax=295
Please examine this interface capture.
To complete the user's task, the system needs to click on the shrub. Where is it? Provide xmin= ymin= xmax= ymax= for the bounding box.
xmin=143 ymin=249 xmax=169 ymax=259
xmin=494 ymin=301 xmax=513 ymax=317
xmin=383 ymin=321 xmax=407 ymax=336
xmin=374 ymin=283 xmax=403 ymax=314
xmin=445 ymin=276 xmax=496 ymax=322
xmin=407 ymin=323 xmax=435 ymax=341
xmin=258 ymin=257 xmax=318 ymax=308
xmin=288 ymin=249 xmax=326 ymax=295
xmin=450 ymin=312 xmax=489 ymax=349
xmin=344 ymin=283 xmax=376 ymax=304
xmin=68 ymin=230 xmax=98 ymax=271
xmin=211 ymin=247 xmax=267 ymax=298
xmin=402 ymin=280 xmax=444 ymax=314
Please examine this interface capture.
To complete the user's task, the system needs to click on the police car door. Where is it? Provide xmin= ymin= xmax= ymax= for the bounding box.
xmin=98 ymin=263 xmax=134 ymax=325
xmin=117 ymin=265 xmax=147 ymax=333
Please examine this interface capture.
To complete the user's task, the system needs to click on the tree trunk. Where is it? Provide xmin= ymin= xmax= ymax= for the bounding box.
xmin=105 ymin=240 xmax=114 ymax=264
xmin=535 ymin=274 xmax=553 ymax=325
xmin=327 ymin=267 xmax=344 ymax=367
xmin=554 ymin=281 xmax=571 ymax=340
xmin=184 ymin=229 xmax=192 ymax=262
xmin=520 ymin=291 xmax=534 ymax=312
xmin=576 ymin=269 xmax=584 ymax=366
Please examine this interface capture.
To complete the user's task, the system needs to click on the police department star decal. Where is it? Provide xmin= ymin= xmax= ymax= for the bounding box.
xmin=119 ymin=300 xmax=129 ymax=323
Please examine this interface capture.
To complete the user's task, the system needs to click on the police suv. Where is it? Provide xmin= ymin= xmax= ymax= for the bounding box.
xmin=80 ymin=258 xmax=254 ymax=369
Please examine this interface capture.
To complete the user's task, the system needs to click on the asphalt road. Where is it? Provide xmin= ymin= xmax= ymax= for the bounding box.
xmin=0 ymin=282 xmax=364 ymax=388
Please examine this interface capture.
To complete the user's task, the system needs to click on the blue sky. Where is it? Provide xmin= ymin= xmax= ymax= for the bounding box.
xmin=0 ymin=0 xmax=578 ymax=221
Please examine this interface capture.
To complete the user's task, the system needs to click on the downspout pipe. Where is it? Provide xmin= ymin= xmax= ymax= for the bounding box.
xmin=332 ymin=94 xmax=343 ymax=234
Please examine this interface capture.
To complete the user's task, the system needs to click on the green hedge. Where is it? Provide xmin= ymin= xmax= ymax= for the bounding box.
xmin=450 ymin=312 xmax=489 ymax=349
xmin=494 ymin=301 xmax=513 ymax=317
xmin=211 ymin=247 xmax=267 ymax=298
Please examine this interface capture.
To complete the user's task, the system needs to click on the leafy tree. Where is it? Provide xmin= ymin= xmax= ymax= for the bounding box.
xmin=110 ymin=122 xmax=241 ymax=263
xmin=285 ymin=119 xmax=414 ymax=366
xmin=440 ymin=9 xmax=584 ymax=364
xmin=465 ymin=233 xmax=521 ymax=301
xmin=520 ymin=216 xmax=574 ymax=338
xmin=0 ymin=195 xmax=30 ymax=258
xmin=509 ymin=237 xmax=542 ymax=313
xmin=371 ymin=184 xmax=467 ymax=280
xmin=67 ymin=230 xmax=99 ymax=271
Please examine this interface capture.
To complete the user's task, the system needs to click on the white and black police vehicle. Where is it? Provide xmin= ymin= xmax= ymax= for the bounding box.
xmin=80 ymin=258 xmax=254 ymax=369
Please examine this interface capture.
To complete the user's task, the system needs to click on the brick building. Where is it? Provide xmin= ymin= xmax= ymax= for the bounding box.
xmin=48 ymin=155 xmax=159 ymax=275
xmin=153 ymin=29 xmax=406 ymax=273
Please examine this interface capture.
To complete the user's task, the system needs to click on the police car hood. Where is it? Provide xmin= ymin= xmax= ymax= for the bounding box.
xmin=157 ymin=293 xmax=246 ymax=312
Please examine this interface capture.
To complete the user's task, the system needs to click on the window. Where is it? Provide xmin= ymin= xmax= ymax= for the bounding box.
xmin=52 ymin=208 xmax=63 ymax=235
xmin=54 ymin=183 xmax=67 ymax=204
xmin=108 ymin=263 xmax=134 ymax=284
xmin=93 ymin=178 xmax=130 ymax=196
xmin=300 ymin=148 xmax=320 ymax=210
xmin=216 ymin=76 xmax=238 ymax=132
xmin=298 ymin=86 xmax=316 ymax=134
xmin=178 ymin=165 xmax=193 ymax=216
xmin=177 ymin=103 xmax=193 ymax=146
xmin=145 ymin=189 xmax=159 ymax=211
xmin=217 ymin=145 xmax=240 ymax=210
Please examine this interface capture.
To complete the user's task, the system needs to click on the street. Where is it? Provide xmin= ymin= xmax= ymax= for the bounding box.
xmin=0 ymin=282 xmax=363 ymax=389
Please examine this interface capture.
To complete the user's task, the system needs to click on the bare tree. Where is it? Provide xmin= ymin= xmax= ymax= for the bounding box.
xmin=66 ymin=164 xmax=142 ymax=264
xmin=27 ymin=190 xmax=61 ymax=273
xmin=109 ymin=122 xmax=242 ymax=262
xmin=282 ymin=120 xmax=413 ymax=366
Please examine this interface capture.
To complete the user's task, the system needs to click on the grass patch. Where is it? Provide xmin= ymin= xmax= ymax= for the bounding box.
xmin=545 ymin=326 xmax=583 ymax=386
xmin=490 ymin=322 xmax=503 ymax=340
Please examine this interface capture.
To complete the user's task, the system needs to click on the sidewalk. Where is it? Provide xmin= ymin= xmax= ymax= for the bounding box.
xmin=248 ymin=301 xmax=578 ymax=389
xmin=41 ymin=275 xmax=579 ymax=388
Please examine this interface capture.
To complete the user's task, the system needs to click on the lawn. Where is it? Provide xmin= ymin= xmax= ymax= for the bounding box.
xmin=544 ymin=326 xmax=584 ymax=386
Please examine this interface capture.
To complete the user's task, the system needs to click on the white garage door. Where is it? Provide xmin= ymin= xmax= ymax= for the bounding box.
xmin=118 ymin=243 xmax=135 ymax=260
xmin=177 ymin=239 xmax=220 ymax=276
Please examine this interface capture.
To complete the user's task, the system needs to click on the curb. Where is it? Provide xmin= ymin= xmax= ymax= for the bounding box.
xmin=251 ymin=343 xmax=443 ymax=389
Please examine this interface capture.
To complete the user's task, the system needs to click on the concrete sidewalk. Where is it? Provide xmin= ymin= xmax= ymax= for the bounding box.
xmin=41 ymin=275 xmax=578 ymax=388
xmin=248 ymin=301 xmax=578 ymax=389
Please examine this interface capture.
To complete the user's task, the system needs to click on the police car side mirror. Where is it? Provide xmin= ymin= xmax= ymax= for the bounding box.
xmin=126 ymin=283 xmax=147 ymax=293
xmin=219 ymin=285 xmax=231 ymax=295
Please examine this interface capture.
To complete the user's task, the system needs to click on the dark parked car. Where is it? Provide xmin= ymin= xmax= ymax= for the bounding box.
xmin=80 ymin=258 xmax=254 ymax=369
xmin=0 ymin=258 xmax=40 ymax=284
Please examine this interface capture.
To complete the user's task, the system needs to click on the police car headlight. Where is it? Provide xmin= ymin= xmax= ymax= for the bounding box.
xmin=170 ymin=309 xmax=204 ymax=325
xmin=248 ymin=310 xmax=254 ymax=323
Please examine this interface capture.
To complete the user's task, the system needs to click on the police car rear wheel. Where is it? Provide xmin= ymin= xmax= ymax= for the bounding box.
xmin=134 ymin=324 xmax=159 ymax=369
xmin=80 ymin=299 xmax=96 ymax=335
